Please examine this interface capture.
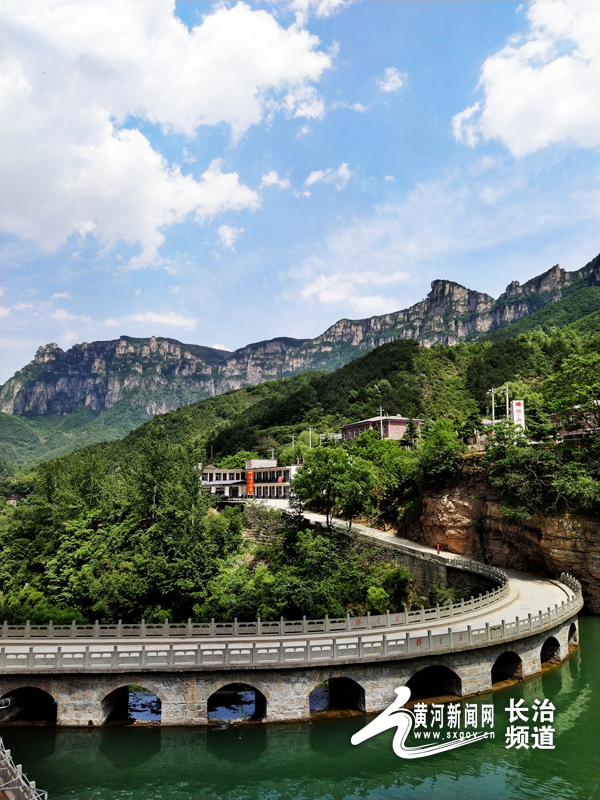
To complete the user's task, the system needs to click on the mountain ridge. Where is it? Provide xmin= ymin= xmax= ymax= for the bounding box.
xmin=1 ymin=255 xmax=598 ymax=423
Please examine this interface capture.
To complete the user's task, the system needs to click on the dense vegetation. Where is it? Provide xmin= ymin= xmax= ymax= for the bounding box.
xmin=1 ymin=311 xmax=598 ymax=625
xmin=0 ymin=426 xmax=433 ymax=624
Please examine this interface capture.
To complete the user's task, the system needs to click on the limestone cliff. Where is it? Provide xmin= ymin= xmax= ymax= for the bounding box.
xmin=1 ymin=256 xmax=598 ymax=417
xmin=404 ymin=469 xmax=599 ymax=613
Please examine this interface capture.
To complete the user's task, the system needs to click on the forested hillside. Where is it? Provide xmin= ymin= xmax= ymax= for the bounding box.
xmin=1 ymin=315 xmax=598 ymax=625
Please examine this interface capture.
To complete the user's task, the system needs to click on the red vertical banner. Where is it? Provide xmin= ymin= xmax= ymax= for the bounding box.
xmin=246 ymin=470 xmax=254 ymax=495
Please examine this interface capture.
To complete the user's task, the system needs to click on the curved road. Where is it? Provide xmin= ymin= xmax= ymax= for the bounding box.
xmin=1 ymin=501 xmax=578 ymax=665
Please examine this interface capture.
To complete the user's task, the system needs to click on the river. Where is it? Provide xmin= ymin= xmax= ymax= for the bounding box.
xmin=2 ymin=617 xmax=598 ymax=800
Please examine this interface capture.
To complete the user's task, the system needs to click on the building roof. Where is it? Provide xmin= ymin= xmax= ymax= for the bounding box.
xmin=341 ymin=414 xmax=424 ymax=429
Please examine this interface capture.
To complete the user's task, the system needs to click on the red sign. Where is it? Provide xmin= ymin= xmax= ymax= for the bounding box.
xmin=246 ymin=470 xmax=254 ymax=495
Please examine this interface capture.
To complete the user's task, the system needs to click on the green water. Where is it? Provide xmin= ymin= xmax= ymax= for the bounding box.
xmin=3 ymin=617 xmax=598 ymax=800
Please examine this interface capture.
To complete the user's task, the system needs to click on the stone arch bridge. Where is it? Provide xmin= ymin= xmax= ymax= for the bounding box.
xmin=0 ymin=547 xmax=583 ymax=727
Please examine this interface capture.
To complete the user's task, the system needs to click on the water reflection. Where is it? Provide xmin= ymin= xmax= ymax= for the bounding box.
xmin=99 ymin=726 xmax=162 ymax=770
xmin=206 ymin=724 xmax=267 ymax=762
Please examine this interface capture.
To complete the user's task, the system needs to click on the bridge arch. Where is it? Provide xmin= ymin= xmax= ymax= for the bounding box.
xmin=568 ymin=622 xmax=578 ymax=646
xmin=309 ymin=675 xmax=366 ymax=715
xmin=540 ymin=636 xmax=561 ymax=665
xmin=0 ymin=686 xmax=57 ymax=725
xmin=491 ymin=651 xmax=523 ymax=685
xmin=101 ymin=683 xmax=163 ymax=725
xmin=406 ymin=665 xmax=461 ymax=700
xmin=207 ymin=682 xmax=267 ymax=723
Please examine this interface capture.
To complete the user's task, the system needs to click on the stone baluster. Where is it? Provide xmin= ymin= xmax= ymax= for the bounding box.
xmin=467 ymin=625 xmax=472 ymax=644
xmin=358 ymin=635 xmax=363 ymax=657
xmin=234 ymin=618 xmax=239 ymax=636
xmin=25 ymin=620 xmax=31 ymax=638
xmin=382 ymin=634 xmax=388 ymax=656
xmin=325 ymin=614 xmax=330 ymax=633
xmin=112 ymin=645 xmax=118 ymax=667
xmin=0 ymin=647 xmax=5 ymax=670
xmin=141 ymin=645 xmax=147 ymax=667
xmin=303 ymin=615 xmax=308 ymax=634
xmin=84 ymin=646 xmax=90 ymax=668
xmin=94 ymin=620 xmax=100 ymax=638
xmin=405 ymin=631 xmax=410 ymax=653
xmin=427 ymin=630 xmax=432 ymax=650
xmin=279 ymin=640 xmax=284 ymax=663
xmin=257 ymin=617 xmax=262 ymax=636
xmin=528 ymin=613 xmax=532 ymax=631
xmin=251 ymin=642 xmax=257 ymax=664
xmin=448 ymin=627 xmax=452 ymax=646
xmin=2 ymin=620 xmax=8 ymax=638
xmin=485 ymin=622 xmax=490 ymax=641
xmin=436 ymin=603 xmax=440 ymax=620
xmin=501 ymin=620 xmax=506 ymax=638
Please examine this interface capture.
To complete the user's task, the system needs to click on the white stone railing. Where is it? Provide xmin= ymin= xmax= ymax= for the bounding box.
xmin=0 ymin=573 xmax=581 ymax=673
xmin=0 ymin=558 xmax=508 ymax=641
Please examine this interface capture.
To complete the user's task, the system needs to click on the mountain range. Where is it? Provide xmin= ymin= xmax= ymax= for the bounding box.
xmin=1 ymin=255 xmax=598 ymax=468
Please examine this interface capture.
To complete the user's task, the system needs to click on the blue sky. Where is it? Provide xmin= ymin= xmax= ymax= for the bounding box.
xmin=1 ymin=0 xmax=598 ymax=382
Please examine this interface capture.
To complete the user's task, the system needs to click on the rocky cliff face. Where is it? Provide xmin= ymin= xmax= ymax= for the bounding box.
xmin=407 ymin=468 xmax=599 ymax=613
xmin=1 ymin=256 xmax=598 ymax=417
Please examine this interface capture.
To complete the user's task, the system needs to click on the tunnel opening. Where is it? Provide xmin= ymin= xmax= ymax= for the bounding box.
xmin=102 ymin=685 xmax=162 ymax=725
xmin=568 ymin=623 xmax=578 ymax=649
xmin=207 ymin=683 xmax=266 ymax=723
xmin=406 ymin=666 xmax=461 ymax=702
xmin=491 ymin=651 xmax=523 ymax=686
xmin=540 ymin=637 xmax=561 ymax=666
xmin=309 ymin=677 xmax=366 ymax=717
xmin=0 ymin=688 xmax=57 ymax=726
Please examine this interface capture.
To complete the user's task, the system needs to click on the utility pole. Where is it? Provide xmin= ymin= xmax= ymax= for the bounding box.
xmin=487 ymin=387 xmax=496 ymax=423
xmin=380 ymin=405 xmax=384 ymax=439
xmin=504 ymin=384 xmax=510 ymax=420
xmin=210 ymin=445 xmax=213 ymax=461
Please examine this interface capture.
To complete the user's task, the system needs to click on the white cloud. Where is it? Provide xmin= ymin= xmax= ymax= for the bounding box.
xmin=378 ymin=67 xmax=406 ymax=93
xmin=453 ymin=0 xmax=600 ymax=156
xmin=291 ymin=157 xmax=597 ymax=306
xmin=384 ymin=175 xmax=395 ymax=182
xmin=301 ymin=269 xmax=408 ymax=315
xmin=304 ymin=163 xmax=351 ymax=189
xmin=182 ymin=148 xmax=197 ymax=165
xmin=212 ymin=343 xmax=232 ymax=351
xmin=14 ymin=302 xmax=34 ymax=310
xmin=216 ymin=224 xmax=244 ymax=250
xmin=331 ymin=101 xmax=369 ymax=113
xmin=49 ymin=308 xmax=92 ymax=323
xmin=290 ymin=0 xmax=352 ymax=24
xmin=0 ymin=307 xmax=11 ymax=319
xmin=261 ymin=171 xmax=291 ymax=189
xmin=51 ymin=292 xmax=71 ymax=299
xmin=105 ymin=311 xmax=198 ymax=330
xmin=2 ymin=1 xmax=332 ymax=265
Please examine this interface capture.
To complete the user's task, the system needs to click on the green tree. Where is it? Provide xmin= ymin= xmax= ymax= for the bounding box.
xmin=544 ymin=351 xmax=600 ymax=432
xmin=290 ymin=447 xmax=349 ymax=526
xmin=338 ymin=455 xmax=376 ymax=529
